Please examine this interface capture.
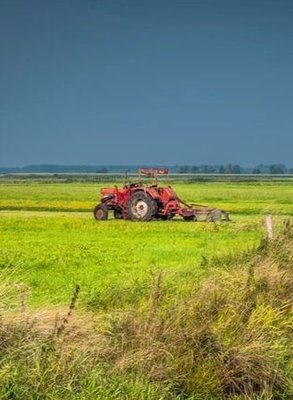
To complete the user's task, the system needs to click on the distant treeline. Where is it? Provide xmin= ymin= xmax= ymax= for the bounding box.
xmin=0 ymin=163 xmax=292 ymax=174
xmin=0 ymin=165 xmax=131 ymax=174
xmin=177 ymin=163 xmax=293 ymax=174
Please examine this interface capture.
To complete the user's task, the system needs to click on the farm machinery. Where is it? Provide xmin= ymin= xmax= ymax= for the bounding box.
xmin=93 ymin=168 xmax=230 ymax=222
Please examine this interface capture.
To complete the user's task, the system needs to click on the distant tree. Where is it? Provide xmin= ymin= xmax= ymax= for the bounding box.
xmin=178 ymin=166 xmax=190 ymax=173
xmin=289 ymin=168 xmax=293 ymax=174
xmin=96 ymin=167 xmax=108 ymax=173
xmin=252 ymin=166 xmax=261 ymax=174
xmin=252 ymin=164 xmax=268 ymax=174
xmin=191 ymin=166 xmax=199 ymax=173
xmin=201 ymin=165 xmax=216 ymax=174
xmin=225 ymin=164 xmax=233 ymax=173
xmin=232 ymin=164 xmax=241 ymax=174
xmin=269 ymin=164 xmax=287 ymax=174
xmin=219 ymin=165 xmax=225 ymax=174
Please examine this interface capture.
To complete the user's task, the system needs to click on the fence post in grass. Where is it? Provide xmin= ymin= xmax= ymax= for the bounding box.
xmin=265 ymin=215 xmax=273 ymax=240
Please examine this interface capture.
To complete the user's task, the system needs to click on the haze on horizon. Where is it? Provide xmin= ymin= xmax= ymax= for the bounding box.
xmin=0 ymin=0 xmax=292 ymax=167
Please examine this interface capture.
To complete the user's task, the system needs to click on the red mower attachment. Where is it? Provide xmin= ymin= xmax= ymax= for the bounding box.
xmin=93 ymin=168 xmax=230 ymax=222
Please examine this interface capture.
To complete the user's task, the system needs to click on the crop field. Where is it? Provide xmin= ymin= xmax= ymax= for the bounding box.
xmin=1 ymin=180 xmax=291 ymax=307
xmin=0 ymin=179 xmax=292 ymax=399
xmin=0 ymin=180 xmax=293 ymax=215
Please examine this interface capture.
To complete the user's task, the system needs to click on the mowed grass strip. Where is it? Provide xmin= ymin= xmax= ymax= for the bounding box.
xmin=0 ymin=181 xmax=292 ymax=215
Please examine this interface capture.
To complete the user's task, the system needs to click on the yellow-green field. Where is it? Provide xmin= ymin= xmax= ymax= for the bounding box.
xmin=0 ymin=181 xmax=292 ymax=215
xmin=2 ymin=180 xmax=292 ymax=308
xmin=0 ymin=179 xmax=292 ymax=399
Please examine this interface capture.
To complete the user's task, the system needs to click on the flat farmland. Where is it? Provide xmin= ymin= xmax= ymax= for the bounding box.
xmin=0 ymin=180 xmax=292 ymax=215
xmin=0 ymin=181 xmax=292 ymax=308
xmin=0 ymin=179 xmax=292 ymax=399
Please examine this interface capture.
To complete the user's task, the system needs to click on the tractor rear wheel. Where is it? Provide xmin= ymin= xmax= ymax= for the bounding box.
xmin=93 ymin=203 xmax=108 ymax=220
xmin=126 ymin=191 xmax=157 ymax=221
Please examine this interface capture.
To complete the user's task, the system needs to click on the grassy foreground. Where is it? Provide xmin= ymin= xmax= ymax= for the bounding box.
xmin=0 ymin=180 xmax=292 ymax=398
xmin=0 ymin=222 xmax=292 ymax=399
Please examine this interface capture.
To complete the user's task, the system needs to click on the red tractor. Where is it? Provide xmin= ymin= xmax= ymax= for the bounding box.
xmin=93 ymin=168 xmax=229 ymax=222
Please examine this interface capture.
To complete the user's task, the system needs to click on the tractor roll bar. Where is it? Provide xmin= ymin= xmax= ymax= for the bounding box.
xmin=139 ymin=168 xmax=169 ymax=178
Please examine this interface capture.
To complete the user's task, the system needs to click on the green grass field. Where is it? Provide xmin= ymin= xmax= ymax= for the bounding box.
xmin=0 ymin=179 xmax=292 ymax=399
xmin=2 ymin=180 xmax=291 ymax=308
xmin=0 ymin=180 xmax=292 ymax=215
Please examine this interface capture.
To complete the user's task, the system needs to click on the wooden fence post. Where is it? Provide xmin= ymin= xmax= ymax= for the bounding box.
xmin=265 ymin=215 xmax=273 ymax=240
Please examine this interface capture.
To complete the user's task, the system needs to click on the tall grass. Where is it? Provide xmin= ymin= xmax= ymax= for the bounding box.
xmin=102 ymin=220 xmax=293 ymax=399
xmin=0 ymin=221 xmax=292 ymax=399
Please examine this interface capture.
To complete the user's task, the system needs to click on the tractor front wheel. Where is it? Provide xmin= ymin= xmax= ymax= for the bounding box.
xmin=183 ymin=215 xmax=196 ymax=221
xmin=93 ymin=204 xmax=108 ymax=220
xmin=126 ymin=191 xmax=157 ymax=221
xmin=113 ymin=209 xmax=123 ymax=219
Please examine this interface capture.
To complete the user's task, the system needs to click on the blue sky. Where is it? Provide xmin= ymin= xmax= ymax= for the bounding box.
xmin=0 ymin=0 xmax=292 ymax=166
